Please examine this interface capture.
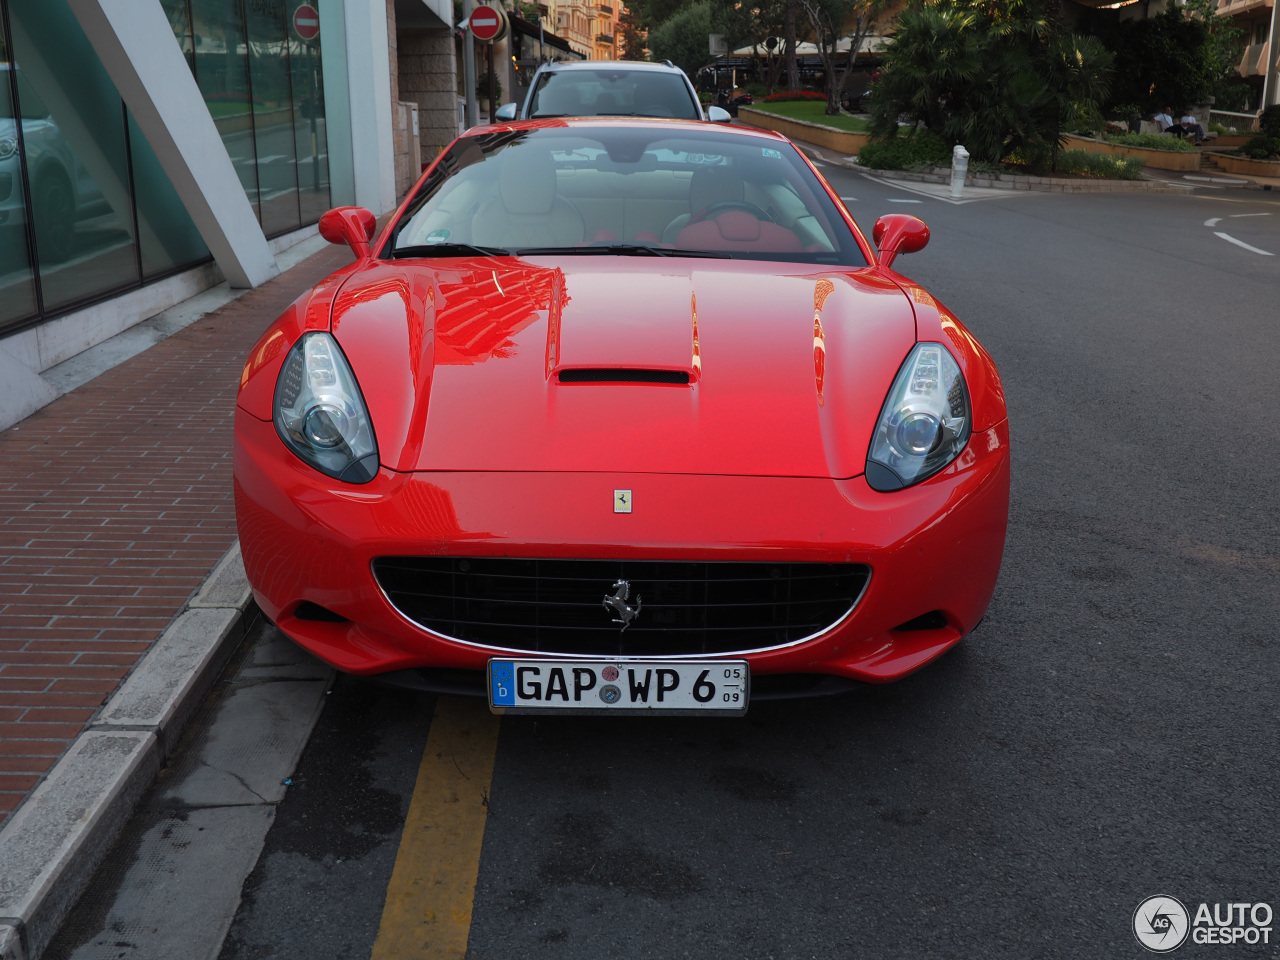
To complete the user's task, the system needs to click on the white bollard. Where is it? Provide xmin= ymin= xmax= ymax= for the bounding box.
xmin=950 ymin=145 xmax=970 ymax=199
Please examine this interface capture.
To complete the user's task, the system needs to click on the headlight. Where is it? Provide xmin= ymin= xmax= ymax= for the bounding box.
xmin=0 ymin=137 xmax=18 ymax=160
xmin=866 ymin=342 xmax=970 ymax=491
xmin=272 ymin=332 xmax=379 ymax=483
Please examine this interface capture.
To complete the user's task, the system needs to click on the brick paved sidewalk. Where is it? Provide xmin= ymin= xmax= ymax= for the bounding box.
xmin=0 ymin=243 xmax=352 ymax=826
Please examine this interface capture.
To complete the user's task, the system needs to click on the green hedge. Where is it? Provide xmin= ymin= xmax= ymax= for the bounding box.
xmin=1052 ymin=150 xmax=1144 ymax=180
xmin=1240 ymin=135 xmax=1280 ymax=160
xmin=856 ymin=130 xmax=951 ymax=170
xmin=1105 ymin=132 xmax=1196 ymax=152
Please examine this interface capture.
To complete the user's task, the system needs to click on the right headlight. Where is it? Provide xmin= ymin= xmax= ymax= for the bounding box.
xmin=0 ymin=136 xmax=18 ymax=161
xmin=272 ymin=332 xmax=379 ymax=483
xmin=866 ymin=342 xmax=971 ymax=491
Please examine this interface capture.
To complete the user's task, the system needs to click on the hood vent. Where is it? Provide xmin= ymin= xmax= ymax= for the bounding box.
xmin=558 ymin=368 xmax=689 ymax=385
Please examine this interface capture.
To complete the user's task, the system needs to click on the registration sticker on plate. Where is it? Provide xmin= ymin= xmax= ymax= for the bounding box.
xmin=488 ymin=659 xmax=749 ymax=716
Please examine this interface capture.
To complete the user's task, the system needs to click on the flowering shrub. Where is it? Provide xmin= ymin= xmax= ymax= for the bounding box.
xmin=1106 ymin=132 xmax=1196 ymax=152
xmin=762 ymin=91 xmax=826 ymax=102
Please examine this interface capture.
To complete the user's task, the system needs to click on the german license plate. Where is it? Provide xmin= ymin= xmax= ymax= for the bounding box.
xmin=487 ymin=659 xmax=749 ymax=716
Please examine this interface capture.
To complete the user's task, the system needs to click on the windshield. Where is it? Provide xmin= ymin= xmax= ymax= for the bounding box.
xmin=527 ymin=69 xmax=699 ymax=120
xmin=388 ymin=126 xmax=866 ymax=267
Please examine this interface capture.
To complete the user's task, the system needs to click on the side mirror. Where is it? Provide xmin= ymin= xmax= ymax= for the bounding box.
xmin=872 ymin=214 xmax=929 ymax=269
xmin=707 ymin=105 xmax=732 ymax=123
xmin=318 ymin=206 xmax=377 ymax=259
xmin=495 ymin=102 xmax=518 ymax=122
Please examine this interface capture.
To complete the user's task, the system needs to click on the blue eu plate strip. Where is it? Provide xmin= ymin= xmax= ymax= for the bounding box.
xmin=490 ymin=661 xmax=515 ymax=705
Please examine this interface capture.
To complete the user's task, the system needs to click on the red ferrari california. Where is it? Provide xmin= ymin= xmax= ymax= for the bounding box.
xmin=233 ymin=118 xmax=1009 ymax=715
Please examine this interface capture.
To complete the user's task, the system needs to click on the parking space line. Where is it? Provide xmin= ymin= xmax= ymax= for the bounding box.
xmin=1230 ymin=212 xmax=1272 ymax=217
xmin=1214 ymin=232 xmax=1274 ymax=256
xmin=370 ymin=696 xmax=502 ymax=960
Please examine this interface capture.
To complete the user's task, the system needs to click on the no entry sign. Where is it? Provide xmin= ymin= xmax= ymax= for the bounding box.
xmin=469 ymin=4 xmax=506 ymax=42
xmin=293 ymin=4 xmax=320 ymax=40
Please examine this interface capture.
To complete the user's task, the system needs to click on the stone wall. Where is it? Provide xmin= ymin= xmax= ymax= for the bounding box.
xmin=393 ymin=101 xmax=423 ymax=197
xmin=399 ymin=28 xmax=462 ymax=161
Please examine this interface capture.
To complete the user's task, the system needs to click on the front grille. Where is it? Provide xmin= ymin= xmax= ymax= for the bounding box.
xmin=372 ymin=557 xmax=869 ymax=656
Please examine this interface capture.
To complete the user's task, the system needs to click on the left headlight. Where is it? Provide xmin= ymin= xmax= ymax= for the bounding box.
xmin=0 ymin=136 xmax=18 ymax=160
xmin=272 ymin=332 xmax=379 ymax=483
xmin=866 ymin=342 xmax=971 ymax=492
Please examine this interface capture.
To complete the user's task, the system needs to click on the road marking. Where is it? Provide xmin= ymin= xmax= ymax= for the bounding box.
xmin=1230 ymin=212 xmax=1272 ymax=217
xmin=371 ymin=696 xmax=501 ymax=960
xmin=887 ymin=198 xmax=923 ymax=203
xmin=1204 ymin=218 xmax=1222 ymax=226
xmin=839 ymin=195 xmax=858 ymax=202
xmin=1214 ymin=231 xmax=1274 ymax=256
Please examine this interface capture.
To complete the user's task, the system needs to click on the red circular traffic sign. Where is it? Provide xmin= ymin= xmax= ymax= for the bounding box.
xmin=293 ymin=4 xmax=320 ymax=41
xmin=469 ymin=4 xmax=504 ymax=41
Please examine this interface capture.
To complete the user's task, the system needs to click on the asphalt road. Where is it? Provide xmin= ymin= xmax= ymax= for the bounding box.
xmin=47 ymin=174 xmax=1280 ymax=960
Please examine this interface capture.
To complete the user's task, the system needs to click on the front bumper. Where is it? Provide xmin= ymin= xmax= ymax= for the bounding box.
xmin=233 ymin=408 xmax=1009 ymax=684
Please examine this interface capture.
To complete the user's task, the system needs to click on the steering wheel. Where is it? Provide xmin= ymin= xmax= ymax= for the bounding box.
xmin=692 ymin=200 xmax=775 ymax=224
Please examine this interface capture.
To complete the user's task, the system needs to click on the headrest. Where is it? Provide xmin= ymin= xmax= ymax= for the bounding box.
xmin=500 ymin=152 xmax=556 ymax=216
xmin=689 ymin=166 xmax=744 ymax=213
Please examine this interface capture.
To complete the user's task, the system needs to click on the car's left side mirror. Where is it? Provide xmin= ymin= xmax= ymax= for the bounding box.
xmin=707 ymin=106 xmax=732 ymax=123
xmin=319 ymin=206 xmax=377 ymax=259
xmin=495 ymin=102 xmax=518 ymax=121
xmin=873 ymin=214 xmax=930 ymax=269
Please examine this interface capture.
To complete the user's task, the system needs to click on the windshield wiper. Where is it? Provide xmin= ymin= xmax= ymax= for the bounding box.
xmin=516 ymin=243 xmax=730 ymax=259
xmin=391 ymin=242 xmax=512 ymax=259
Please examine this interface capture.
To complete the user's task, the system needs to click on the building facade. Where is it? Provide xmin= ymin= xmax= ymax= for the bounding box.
xmin=0 ymin=0 xmax=458 ymax=431
xmin=1217 ymin=0 xmax=1280 ymax=113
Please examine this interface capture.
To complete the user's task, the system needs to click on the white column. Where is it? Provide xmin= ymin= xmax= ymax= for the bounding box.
xmin=65 ymin=0 xmax=278 ymax=289
xmin=341 ymin=0 xmax=398 ymax=213
xmin=320 ymin=0 xmax=356 ymax=206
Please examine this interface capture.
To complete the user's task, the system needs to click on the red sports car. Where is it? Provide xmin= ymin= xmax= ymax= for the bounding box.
xmin=233 ymin=118 xmax=1009 ymax=715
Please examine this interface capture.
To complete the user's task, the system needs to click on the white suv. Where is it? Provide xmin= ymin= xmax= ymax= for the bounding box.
xmin=498 ymin=61 xmax=728 ymax=122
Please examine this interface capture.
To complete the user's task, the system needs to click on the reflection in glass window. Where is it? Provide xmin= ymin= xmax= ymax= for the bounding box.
xmin=8 ymin=0 xmax=140 ymax=312
xmin=288 ymin=0 xmax=329 ymax=225
xmin=160 ymin=0 xmax=196 ymax=73
xmin=192 ymin=0 xmax=260 ymax=219
xmin=128 ymin=113 xmax=210 ymax=279
xmin=0 ymin=29 xmax=38 ymax=330
xmin=246 ymin=0 xmax=300 ymax=236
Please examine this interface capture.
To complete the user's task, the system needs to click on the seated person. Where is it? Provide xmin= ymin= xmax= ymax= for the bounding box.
xmin=1153 ymin=108 xmax=1176 ymax=133
xmin=1180 ymin=110 xmax=1208 ymax=145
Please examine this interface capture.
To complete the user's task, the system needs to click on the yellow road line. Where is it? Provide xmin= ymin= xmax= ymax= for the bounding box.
xmin=371 ymin=696 xmax=501 ymax=960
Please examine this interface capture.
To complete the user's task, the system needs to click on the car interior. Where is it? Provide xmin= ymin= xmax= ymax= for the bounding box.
xmin=392 ymin=132 xmax=857 ymax=261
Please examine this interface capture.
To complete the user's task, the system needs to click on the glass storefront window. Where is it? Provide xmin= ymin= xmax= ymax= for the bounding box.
xmin=8 ymin=0 xmax=139 ymax=313
xmin=246 ymin=0 xmax=300 ymax=236
xmin=0 ymin=0 xmax=332 ymax=340
xmin=288 ymin=0 xmax=329 ymax=225
xmin=192 ymin=0 xmax=261 ymax=220
xmin=0 ymin=22 xmax=38 ymax=331
xmin=128 ymin=112 xmax=210 ymax=280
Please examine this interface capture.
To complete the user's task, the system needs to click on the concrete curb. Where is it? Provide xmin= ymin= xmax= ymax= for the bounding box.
xmin=795 ymin=142 xmax=1194 ymax=194
xmin=0 ymin=542 xmax=255 ymax=960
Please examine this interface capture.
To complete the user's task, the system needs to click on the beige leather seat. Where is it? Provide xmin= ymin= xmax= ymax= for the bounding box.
xmin=662 ymin=166 xmax=746 ymax=244
xmin=471 ymin=151 xmax=584 ymax=249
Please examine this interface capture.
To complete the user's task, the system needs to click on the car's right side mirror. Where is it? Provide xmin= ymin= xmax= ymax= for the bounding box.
xmin=495 ymin=102 xmax=518 ymax=122
xmin=873 ymin=214 xmax=930 ymax=269
xmin=707 ymin=106 xmax=732 ymax=123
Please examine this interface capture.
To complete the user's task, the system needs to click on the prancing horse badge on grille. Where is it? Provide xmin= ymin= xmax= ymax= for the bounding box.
xmin=603 ymin=579 xmax=641 ymax=631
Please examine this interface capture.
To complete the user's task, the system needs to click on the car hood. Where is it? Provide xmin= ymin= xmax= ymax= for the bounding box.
xmin=330 ymin=257 xmax=916 ymax=479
